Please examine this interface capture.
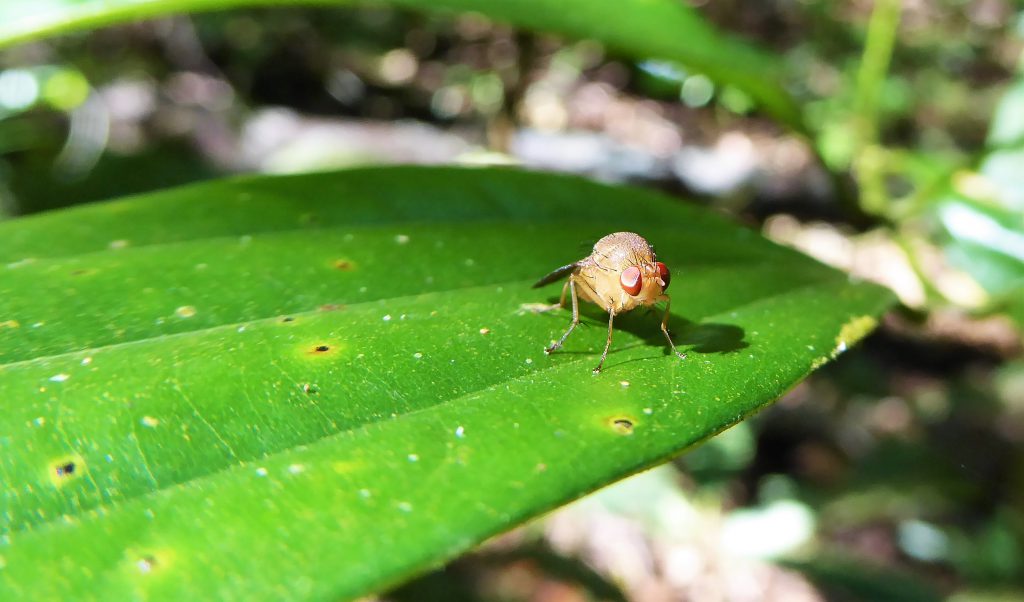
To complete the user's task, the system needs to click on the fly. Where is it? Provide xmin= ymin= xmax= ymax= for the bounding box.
xmin=533 ymin=231 xmax=687 ymax=374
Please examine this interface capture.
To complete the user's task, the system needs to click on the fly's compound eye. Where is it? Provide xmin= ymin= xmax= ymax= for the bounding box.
xmin=656 ymin=262 xmax=670 ymax=291
xmin=620 ymin=266 xmax=643 ymax=296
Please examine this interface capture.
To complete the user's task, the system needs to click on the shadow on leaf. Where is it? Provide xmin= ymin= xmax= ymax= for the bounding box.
xmin=541 ymin=296 xmax=748 ymax=358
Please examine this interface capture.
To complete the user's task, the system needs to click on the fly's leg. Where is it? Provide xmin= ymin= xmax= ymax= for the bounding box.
xmin=535 ymin=280 xmax=569 ymax=313
xmin=545 ymin=278 xmax=580 ymax=354
xmin=593 ymin=308 xmax=615 ymax=374
xmin=556 ymin=280 xmax=569 ymax=309
xmin=659 ymin=295 xmax=687 ymax=361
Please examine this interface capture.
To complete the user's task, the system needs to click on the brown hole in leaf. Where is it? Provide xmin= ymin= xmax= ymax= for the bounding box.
xmin=319 ymin=304 xmax=345 ymax=312
xmin=610 ymin=418 xmax=635 ymax=435
xmin=302 ymin=383 xmax=320 ymax=395
xmin=333 ymin=259 xmax=355 ymax=271
xmin=280 ymin=316 xmax=295 ymax=323
xmin=313 ymin=345 xmax=330 ymax=353
xmin=49 ymin=455 xmax=86 ymax=486
xmin=136 ymin=555 xmax=157 ymax=574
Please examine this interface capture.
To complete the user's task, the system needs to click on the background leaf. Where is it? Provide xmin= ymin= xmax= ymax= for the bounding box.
xmin=0 ymin=0 xmax=804 ymax=132
xmin=0 ymin=166 xmax=892 ymax=600
xmin=925 ymin=71 xmax=1024 ymax=329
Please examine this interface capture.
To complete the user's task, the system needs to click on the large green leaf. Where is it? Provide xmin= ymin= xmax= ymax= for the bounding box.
xmin=0 ymin=167 xmax=892 ymax=600
xmin=0 ymin=0 xmax=803 ymax=132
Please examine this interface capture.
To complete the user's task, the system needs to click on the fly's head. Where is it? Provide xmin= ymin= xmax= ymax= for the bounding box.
xmin=618 ymin=258 xmax=670 ymax=306
xmin=589 ymin=232 xmax=672 ymax=310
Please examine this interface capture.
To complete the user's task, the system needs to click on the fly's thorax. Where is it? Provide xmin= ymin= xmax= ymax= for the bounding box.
xmin=573 ymin=262 xmax=618 ymax=308
xmin=591 ymin=232 xmax=656 ymax=272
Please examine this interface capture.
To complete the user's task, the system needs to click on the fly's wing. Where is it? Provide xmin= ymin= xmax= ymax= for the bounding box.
xmin=532 ymin=262 xmax=579 ymax=288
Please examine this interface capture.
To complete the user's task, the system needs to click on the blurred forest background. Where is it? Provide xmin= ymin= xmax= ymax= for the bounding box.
xmin=1 ymin=1 xmax=1023 ymax=600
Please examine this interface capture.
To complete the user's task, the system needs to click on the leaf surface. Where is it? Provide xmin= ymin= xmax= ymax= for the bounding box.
xmin=0 ymin=167 xmax=892 ymax=600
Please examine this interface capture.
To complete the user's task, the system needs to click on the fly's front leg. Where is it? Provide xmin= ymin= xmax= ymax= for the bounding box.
xmin=593 ymin=308 xmax=615 ymax=374
xmin=545 ymin=278 xmax=580 ymax=354
xmin=658 ymin=295 xmax=687 ymax=361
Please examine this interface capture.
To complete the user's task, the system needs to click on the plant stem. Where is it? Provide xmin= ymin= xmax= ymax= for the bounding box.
xmin=853 ymin=0 xmax=902 ymax=217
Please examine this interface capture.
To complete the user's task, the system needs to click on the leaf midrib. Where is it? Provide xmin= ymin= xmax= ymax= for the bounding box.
xmin=1 ymin=245 xmax=811 ymax=368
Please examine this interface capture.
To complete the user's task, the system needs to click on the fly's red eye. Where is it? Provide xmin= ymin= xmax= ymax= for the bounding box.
xmin=620 ymin=266 xmax=642 ymax=296
xmin=657 ymin=262 xmax=670 ymax=291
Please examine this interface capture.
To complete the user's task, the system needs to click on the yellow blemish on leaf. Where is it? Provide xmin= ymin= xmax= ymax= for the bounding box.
xmin=607 ymin=416 xmax=636 ymax=435
xmin=305 ymin=342 xmax=340 ymax=357
xmin=124 ymin=547 xmax=174 ymax=577
xmin=47 ymin=454 xmax=86 ymax=487
xmin=835 ymin=315 xmax=877 ymax=357
xmin=175 ymin=306 xmax=197 ymax=319
xmin=331 ymin=460 xmax=363 ymax=474
xmin=0 ymin=320 xmax=20 ymax=329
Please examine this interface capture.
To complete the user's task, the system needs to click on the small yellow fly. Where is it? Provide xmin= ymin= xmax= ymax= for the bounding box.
xmin=534 ymin=232 xmax=687 ymax=374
